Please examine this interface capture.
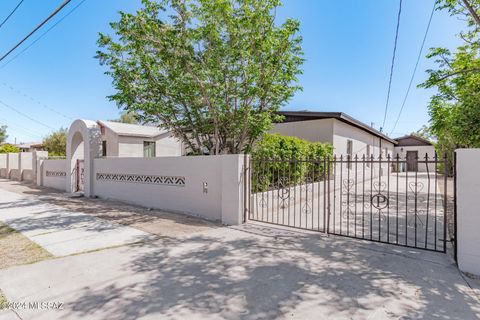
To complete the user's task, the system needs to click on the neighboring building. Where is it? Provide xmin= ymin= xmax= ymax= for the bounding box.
xmin=15 ymin=142 xmax=44 ymax=152
xmin=271 ymin=111 xmax=397 ymax=158
xmin=97 ymin=120 xmax=183 ymax=157
xmin=393 ymin=135 xmax=436 ymax=172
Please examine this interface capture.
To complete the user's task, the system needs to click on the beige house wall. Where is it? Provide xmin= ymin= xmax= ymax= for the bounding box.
xmin=270 ymin=118 xmax=395 ymax=159
xmin=333 ymin=119 xmax=394 ymax=158
xmin=394 ymin=145 xmax=436 ymax=172
xmin=102 ymin=127 xmax=183 ymax=158
xmin=270 ymin=118 xmax=334 ymax=144
xmin=103 ymin=127 xmax=119 ymax=157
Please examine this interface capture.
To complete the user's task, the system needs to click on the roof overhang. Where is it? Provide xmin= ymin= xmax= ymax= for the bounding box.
xmin=277 ymin=111 xmax=398 ymax=145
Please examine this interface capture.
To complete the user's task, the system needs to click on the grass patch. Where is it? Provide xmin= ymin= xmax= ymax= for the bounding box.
xmin=0 ymin=289 xmax=7 ymax=310
xmin=0 ymin=222 xmax=52 ymax=269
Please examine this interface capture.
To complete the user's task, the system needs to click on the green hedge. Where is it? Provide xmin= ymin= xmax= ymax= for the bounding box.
xmin=251 ymin=133 xmax=333 ymax=192
xmin=0 ymin=144 xmax=20 ymax=154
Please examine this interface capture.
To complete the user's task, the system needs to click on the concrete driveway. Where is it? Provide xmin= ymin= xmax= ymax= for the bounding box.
xmin=0 ymin=222 xmax=479 ymax=320
xmin=0 ymin=183 xmax=155 ymax=256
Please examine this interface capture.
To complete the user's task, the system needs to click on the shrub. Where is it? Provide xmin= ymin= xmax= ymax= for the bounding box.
xmin=0 ymin=144 xmax=20 ymax=154
xmin=251 ymin=133 xmax=333 ymax=192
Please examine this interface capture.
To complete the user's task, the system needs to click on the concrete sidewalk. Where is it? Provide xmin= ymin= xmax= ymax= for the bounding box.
xmin=0 ymin=187 xmax=155 ymax=256
xmin=0 ymin=223 xmax=479 ymax=320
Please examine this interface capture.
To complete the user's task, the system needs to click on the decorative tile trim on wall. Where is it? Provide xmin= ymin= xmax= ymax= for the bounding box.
xmin=96 ymin=173 xmax=186 ymax=187
xmin=46 ymin=171 xmax=67 ymax=177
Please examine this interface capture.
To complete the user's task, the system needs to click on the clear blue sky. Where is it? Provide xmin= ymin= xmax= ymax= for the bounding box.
xmin=0 ymin=0 xmax=465 ymax=144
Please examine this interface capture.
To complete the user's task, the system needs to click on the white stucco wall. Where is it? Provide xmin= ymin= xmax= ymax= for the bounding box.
xmin=116 ymin=135 xmax=183 ymax=158
xmin=117 ymin=136 xmax=145 ymax=157
xmin=19 ymin=152 xmax=33 ymax=181
xmin=93 ymin=155 xmax=246 ymax=224
xmin=39 ymin=159 xmax=67 ymax=191
xmin=155 ymin=134 xmax=183 ymax=157
xmin=333 ymin=119 xmax=394 ymax=158
xmin=103 ymin=127 xmax=119 ymax=157
xmin=270 ymin=118 xmax=334 ymax=144
xmin=394 ymin=145 xmax=436 ymax=172
xmin=456 ymin=149 xmax=480 ymax=276
xmin=0 ymin=154 xmax=6 ymax=169
xmin=7 ymin=153 xmax=19 ymax=180
xmin=0 ymin=154 xmax=6 ymax=178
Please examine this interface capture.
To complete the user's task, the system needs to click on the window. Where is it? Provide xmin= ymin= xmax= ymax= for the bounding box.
xmin=346 ymin=140 xmax=353 ymax=156
xmin=346 ymin=140 xmax=353 ymax=169
xmin=102 ymin=141 xmax=107 ymax=157
xmin=366 ymin=145 xmax=371 ymax=167
xmin=144 ymin=141 xmax=156 ymax=158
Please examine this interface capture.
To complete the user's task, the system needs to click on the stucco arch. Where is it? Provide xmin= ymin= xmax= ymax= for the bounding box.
xmin=66 ymin=119 xmax=102 ymax=196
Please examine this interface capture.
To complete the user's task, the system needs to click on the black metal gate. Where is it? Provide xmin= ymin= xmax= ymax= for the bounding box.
xmin=245 ymin=154 xmax=455 ymax=253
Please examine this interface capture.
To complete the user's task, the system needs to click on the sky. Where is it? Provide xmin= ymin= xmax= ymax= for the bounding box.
xmin=0 ymin=0 xmax=466 ymax=144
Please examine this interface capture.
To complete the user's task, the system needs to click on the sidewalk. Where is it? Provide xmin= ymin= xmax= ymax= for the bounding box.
xmin=0 ymin=187 xmax=155 ymax=256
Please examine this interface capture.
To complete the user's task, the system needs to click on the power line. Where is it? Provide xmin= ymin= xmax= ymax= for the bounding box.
xmin=0 ymin=0 xmax=72 ymax=63
xmin=0 ymin=0 xmax=88 ymax=70
xmin=381 ymin=0 xmax=403 ymax=132
xmin=0 ymin=0 xmax=24 ymax=29
xmin=0 ymin=99 xmax=55 ymax=130
xmin=0 ymin=116 xmax=44 ymax=139
xmin=390 ymin=1 xmax=436 ymax=136
xmin=1 ymin=82 xmax=74 ymax=120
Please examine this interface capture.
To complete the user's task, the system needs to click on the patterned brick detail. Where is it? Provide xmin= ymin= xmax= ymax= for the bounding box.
xmin=46 ymin=171 xmax=66 ymax=177
xmin=96 ymin=173 xmax=185 ymax=187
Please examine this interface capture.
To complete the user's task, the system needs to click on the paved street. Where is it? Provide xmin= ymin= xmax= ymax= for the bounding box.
xmin=0 ymin=182 xmax=479 ymax=319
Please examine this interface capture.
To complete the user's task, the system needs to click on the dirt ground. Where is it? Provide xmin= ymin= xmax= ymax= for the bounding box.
xmin=0 ymin=180 xmax=220 ymax=238
xmin=0 ymin=221 xmax=52 ymax=269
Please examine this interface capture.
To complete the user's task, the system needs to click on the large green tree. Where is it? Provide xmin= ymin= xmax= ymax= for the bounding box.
xmin=43 ymin=128 xmax=67 ymax=157
xmin=0 ymin=125 xmax=7 ymax=144
xmin=420 ymin=0 xmax=480 ymax=158
xmin=97 ymin=0 xmax=303 ymax=155
xmin=111 ymin=111 xmax=140 ymax=124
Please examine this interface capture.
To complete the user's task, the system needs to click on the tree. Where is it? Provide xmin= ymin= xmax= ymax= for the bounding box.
xmin=112 ymin=111 xmax=140 ymax=124
xmin=411 ymin=125 xmax=435 ymax=142
xmin=43 ymin=128 xmax=67 ymax=157
xmin=420 ymin=0 xmax=480 ymax=159
xmin=0 ymin=144 xmax=20 ymax=154
xmin=97 ymin=0 xmax=303 ymax=155
xmin=0 ymin=125 xmax=7 ymax=144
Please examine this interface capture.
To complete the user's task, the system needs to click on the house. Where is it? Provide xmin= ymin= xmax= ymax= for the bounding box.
xmin=393 ymin=135 xmax=436 ymax=172
xmin=271 ymin=111 xmax=397 ymax=158
xmin=97 ymin=120 xmax=183 ymax=157
xmin=15 ymin=142 xmax=44 ymax=152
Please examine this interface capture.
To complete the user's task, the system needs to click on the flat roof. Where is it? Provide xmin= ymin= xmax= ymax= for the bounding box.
xmin=277 ymin=111 xmax=398 ymax=145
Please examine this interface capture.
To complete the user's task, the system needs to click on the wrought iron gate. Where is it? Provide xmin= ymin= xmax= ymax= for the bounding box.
xmin=245 ymin=154 xmax=455 ymax=253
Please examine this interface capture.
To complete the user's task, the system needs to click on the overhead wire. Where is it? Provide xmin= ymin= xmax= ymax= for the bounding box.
xmin=381 ymin=0 xmax=403 ymax=132
xmin=0 ymin=99 xmax=56 ymax=130
xmin=0 ymin=0 xmax=24 ymax=29
xmin=1 ymin=82 xmax=74 ymax=120
xmin=0 ymin=0 xmax=88 ymax=70
xmin=0 ymin=0 xmax=72 ymax=63
xmin=390 ymin=0 xmax=436 ymax=136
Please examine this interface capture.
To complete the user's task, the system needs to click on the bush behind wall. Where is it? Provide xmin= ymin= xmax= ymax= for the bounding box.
xmin=251 ymin=133 xmax=333 ymax=192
